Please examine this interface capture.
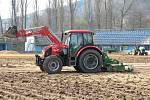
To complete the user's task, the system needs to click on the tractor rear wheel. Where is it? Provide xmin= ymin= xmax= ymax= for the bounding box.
xmin=78 ymin=49 xmax=103 ymax=73
xmin=43 ymin=56 xmax=63 ymax=74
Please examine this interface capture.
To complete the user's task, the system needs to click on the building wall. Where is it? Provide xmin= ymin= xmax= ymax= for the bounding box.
xmin=121 ymin=45 xmax=136 ymax=52
xmin=0 ymin=43 xmax=6 ymax=50
xmin=0 ymin=43 xmax=11 ymax=50
xmin=25 ymin=36 xmax=48 ymax=52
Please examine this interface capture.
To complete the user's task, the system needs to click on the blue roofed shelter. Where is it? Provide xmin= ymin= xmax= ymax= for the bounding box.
xmin=94 ymin=29 xmax=150 ymax=53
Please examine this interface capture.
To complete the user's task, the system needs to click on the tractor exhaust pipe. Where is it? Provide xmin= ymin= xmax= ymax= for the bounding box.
xmin=3 ymin=26 xmax=18 ymax=38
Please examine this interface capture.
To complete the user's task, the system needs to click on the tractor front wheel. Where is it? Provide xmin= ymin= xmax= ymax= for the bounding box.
xmin=78 ymin=49 xmax=103 ymax=73
xmin=43 ymin=56 xmax=63 ymax=74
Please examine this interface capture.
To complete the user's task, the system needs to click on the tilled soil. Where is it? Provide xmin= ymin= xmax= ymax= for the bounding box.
xmin=108 ymin=54 xmax=150 ymax=63
xmin=0 ymin=54 xmax=150 ymax=100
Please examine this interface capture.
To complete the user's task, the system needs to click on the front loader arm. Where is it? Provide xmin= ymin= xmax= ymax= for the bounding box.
xmin=4 ymin=26 xmax=61 ymax=45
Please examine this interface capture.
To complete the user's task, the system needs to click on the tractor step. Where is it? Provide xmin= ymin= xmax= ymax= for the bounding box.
xmin=69 ymin=57 xmax=76 ymax=66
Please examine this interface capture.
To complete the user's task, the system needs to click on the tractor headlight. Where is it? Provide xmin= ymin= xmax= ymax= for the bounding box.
xmin=42 ymin=50 xmax=45 ymax=56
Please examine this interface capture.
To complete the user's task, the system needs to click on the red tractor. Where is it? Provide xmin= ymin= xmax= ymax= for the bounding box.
xmin=4 ymin=26 xmax=133 ymax=74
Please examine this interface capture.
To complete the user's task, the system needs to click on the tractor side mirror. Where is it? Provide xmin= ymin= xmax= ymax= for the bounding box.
xmin=61 ymin=32 xmax=64 ymax=42
xmin=64 ymin=33 xmax=68 ymax=35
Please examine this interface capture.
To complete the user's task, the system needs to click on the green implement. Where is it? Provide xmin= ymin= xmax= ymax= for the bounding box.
xmin=102 ymin=53 xmax=133 ymax=72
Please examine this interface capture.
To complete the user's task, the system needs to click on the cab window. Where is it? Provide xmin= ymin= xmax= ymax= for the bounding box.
xmin=70 ymin=33 xmax=83 ymax=54
xmin=65 ymin=36 xmax=70 ymax=46
xmin=83 ymin=33 xmax=93 ymax=45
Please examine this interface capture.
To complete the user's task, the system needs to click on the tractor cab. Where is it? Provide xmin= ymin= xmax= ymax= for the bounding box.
xmin=63 ymin=30 xmax=94 ymax=56
xmin=60 ymin=30 xmax=100 ymax=67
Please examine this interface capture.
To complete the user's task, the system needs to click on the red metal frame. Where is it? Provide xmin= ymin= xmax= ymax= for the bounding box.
xmin=17 ymin=26 xmax=61 ymax=44
xmin=64 ymin=30 xmax=93 ymax=33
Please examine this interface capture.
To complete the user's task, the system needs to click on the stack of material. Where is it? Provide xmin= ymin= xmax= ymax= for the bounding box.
xmin=0 ymin=50 xmax=19 ymax=54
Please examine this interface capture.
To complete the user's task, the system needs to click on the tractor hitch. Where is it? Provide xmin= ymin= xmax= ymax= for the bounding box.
xmin=35 ymin=55 xmax=44 ymax=66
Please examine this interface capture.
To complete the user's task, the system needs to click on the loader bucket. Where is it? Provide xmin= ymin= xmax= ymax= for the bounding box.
xmin=3 ymin=26 xmax=17 ymax=38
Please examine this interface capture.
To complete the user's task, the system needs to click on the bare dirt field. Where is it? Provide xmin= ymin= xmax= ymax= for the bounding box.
xmin=0 ymin=53 xmax=150 ymax=100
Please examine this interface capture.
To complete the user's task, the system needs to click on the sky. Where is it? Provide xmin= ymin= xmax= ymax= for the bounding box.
xmin=0 ymin=0 xmax=48 ymax=19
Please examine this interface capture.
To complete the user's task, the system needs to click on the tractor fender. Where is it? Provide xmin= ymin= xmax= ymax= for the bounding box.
xmin=43 ymin=46 xmax=52 ymax=57
xmin=76 ymin=46 xmax=102 ymax=57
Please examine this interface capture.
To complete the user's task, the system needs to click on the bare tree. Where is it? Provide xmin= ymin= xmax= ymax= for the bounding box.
xmin=134 ymin=1 xmax=144 ymax=28
xmin=0 ymin=1 xmax=3 ymax=34
xmin=120 ymin=0 xmax=135 ymax=30
xmin=127 ymin=3 xmax=145 ymax=29
xmin=46 ymin=0 xmax=52 ymax=29
xmin=104 ymin=0 xmax=108 ymax=29
xmin=68 ymin=0 xmax=78 ymax=29
xmin=46 ymin=0 xmax=60 ymax=32
xmin=58 ymin=0 xmax=64 ymax=32
xmin=19 ymin=0 xmax=28 ymax=29
xmin=84 ymin=0 xmax=93 ymax=29
xmin=107 ymin=0 xmax=113 ymax=29
xmin=11 ymin=0 xmax=18 ymax=26
xmin=33 ymin=0 xmax=39 ymax=27
xmin=20 ymin=0 xmax=24 ymax=28
xmin=0 ymin=16 xmax=3 ymax=34
xmin=94 ymin=0 xmax=102 ymax=29
xmin=24 ymin=0 xmax=28 ymax=28
xmin=102 ymin=0 xmax=114 ymax=29
xmin=52 ymin=0 xmax=58 ymax=32
xmin=138 ymin=11 xmax=143 ymax=28
xmin=47 ymin=0 xmax=64 ymax=32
